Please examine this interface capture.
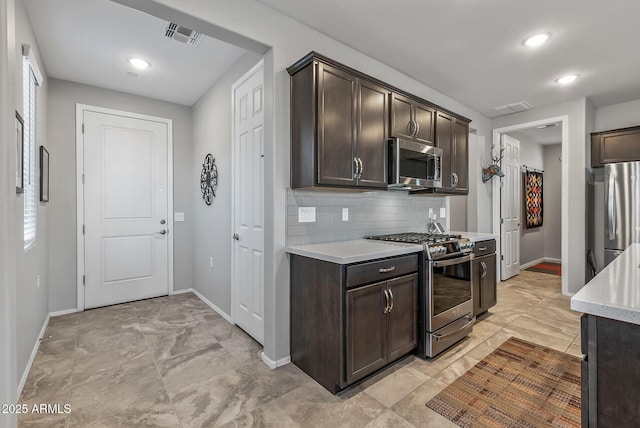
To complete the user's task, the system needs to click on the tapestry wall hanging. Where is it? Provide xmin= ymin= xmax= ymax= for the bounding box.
xmin=524 ymin=170 xmax=543 ymax=228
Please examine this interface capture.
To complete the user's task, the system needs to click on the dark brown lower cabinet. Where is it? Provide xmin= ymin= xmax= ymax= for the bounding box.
xmin=472 ymin=240 xmax=497 ymax=316
xmin=581 ymin=314 xmax=640 ymax=426
xmin=291 ymin=253 xmax=419 ymax=393
xmin=346 ymin=274 xmax=418 ymax=384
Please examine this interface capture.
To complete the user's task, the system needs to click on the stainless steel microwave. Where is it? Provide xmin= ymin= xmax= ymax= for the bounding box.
xmin=387 ymin=138 xmax=442 ymax=190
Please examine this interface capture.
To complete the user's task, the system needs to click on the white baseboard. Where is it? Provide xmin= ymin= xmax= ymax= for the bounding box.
xmin=545 ymin=257 xmax=562 ymax=264
xmin=260 ymin=351 xmax=291 ymax=369
xmin=49 ymin=308 xmax=78 ymax=317
xmin=18 ymin=314 xmax=50 ymax=398
xmin=172 ymin=288 xmax=193 ymax=295
xmin=188 ymin=288 xmax=234 ymax=325
xmin=520 ymin=258 xmax=545 ymax=271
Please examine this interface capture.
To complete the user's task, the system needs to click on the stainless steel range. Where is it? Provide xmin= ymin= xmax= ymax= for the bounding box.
xmin=368 ymin=232 xmax=475 ymax=357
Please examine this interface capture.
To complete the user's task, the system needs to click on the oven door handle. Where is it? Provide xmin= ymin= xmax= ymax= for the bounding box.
xmin=433 ymin=316 xmax=476 ymax=342
xmin=431 ymin=254 xmax=474 ymax=267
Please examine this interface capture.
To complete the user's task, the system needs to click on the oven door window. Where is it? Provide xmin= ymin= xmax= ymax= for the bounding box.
xmin=432 ymin=261 xmax=472 ymax=316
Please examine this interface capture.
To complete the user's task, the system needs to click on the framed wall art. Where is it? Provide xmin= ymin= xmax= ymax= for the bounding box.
xmin=39 ymin=146 xmax=49 ymax=202
xmin=15 ymin=111 xmax=24 ymax=193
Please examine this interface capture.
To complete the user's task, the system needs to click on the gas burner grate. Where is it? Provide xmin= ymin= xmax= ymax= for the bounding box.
xmin=368 ymin=232 xmax=462 ymax=244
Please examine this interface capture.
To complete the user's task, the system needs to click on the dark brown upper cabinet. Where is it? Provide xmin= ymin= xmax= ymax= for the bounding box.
xmin=289 ymin=59 xmax=389 ymax=189
xmin=591 ymin=126 xmax=640 ymax=168
xmin=391 ymin=92 xmax=435 ymax=145
xmin=288 ymin=52 xmax=471 ymax=192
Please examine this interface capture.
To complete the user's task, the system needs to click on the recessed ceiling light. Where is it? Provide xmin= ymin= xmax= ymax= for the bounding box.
xmin=128 ymin=57 xmax=150 ymax=69
xmin=523 ymin=33 xmax=551 ymax=47
xmin=556 ymin=74 xmax=579 ymax=84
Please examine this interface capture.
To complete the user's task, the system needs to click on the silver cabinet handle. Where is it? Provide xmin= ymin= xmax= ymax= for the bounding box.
xmin=452 ymin=172 xmax=459 ymax=188
xmin=481 ymin=261 xmax=487 ymax=279
xmin=388 ymin=288 xmax=394 ymax=312
xmin=407 ymin=120 xmax=415 ymax=137
xmin=608 ymin=173 xmax=616 ymax=241
xmin=233 ymin=233 xmax=239 ymax=240
xmin=353 ymin=157 xmax=359 ymax=179
xmin=477 ymin=247 xmax=487 ymax=251
xmin=379 ymin=266 xmax=396 ymax=273
xmin=358 ymin=158 xmax=363 ymax=178
xmin=383 ymin=289 xmax=390 ymax=314
xmin=157 ymin=230 xmax=167 ymax=235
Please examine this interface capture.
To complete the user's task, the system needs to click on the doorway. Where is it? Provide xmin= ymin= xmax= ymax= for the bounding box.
xmin=493 ymin=116 xmax=568 ymax=294
xmin=76 ymin=105 xmax=174 ymax=310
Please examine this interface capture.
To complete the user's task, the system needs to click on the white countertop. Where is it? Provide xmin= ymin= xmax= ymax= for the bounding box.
xmin=451 ymin=231 xmax=499 ymax=243
xmin=571 ymin=244 xmax=640 ymax=325
xmin=286 ymin=239 xmax=423 ymax=264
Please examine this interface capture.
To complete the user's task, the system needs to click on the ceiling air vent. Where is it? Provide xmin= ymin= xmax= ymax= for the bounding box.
xmin=493 ymin=101 xmax=532 ymax=115
xmin=165 ymin=23 xmax=202 ymax=47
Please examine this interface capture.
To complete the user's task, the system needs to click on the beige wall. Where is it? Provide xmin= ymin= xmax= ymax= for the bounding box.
xmin=14 ymin=0 xmax=49 ymax=385
xmin=1 ymin=0 xmax=18 ymax=424
xmin=543 ymin=144 xmax=562 ymax=260
xmin=47 ymin=79 xmax=194 ymax=312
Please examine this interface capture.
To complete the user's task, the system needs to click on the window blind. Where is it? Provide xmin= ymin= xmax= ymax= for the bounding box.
xmin=23 ymin=56 xmax=37 ymax=249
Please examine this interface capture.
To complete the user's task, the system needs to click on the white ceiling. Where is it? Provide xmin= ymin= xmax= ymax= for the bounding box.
xmin=510 ymin=124 xmax=562 ymax=146
xmin=23 ymin=0 xmax=249 ymax=106
xmin=257 ymin=0 xmax=640 ymax=118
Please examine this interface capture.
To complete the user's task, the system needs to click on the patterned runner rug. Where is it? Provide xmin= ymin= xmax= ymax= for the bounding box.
xmin=426 ymin=337 xmax=581 ymax=427
xmin=526 ymin=262 xmax=561 ymax=276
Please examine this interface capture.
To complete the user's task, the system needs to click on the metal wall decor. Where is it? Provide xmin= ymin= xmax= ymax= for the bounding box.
xmin=200 ymin=154 xmax=218 ymax=205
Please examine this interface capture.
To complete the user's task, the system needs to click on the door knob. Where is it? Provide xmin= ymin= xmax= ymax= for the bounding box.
xmin=157 ymin=230 xmax=167 ymax=235
xmin=160 ymin=219 xmax=166 ymax=225
xmin=233 ymin=233 xmax=239 ymax=240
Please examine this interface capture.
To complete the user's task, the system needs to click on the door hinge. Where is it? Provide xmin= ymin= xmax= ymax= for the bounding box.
xmin=82 ymin=275 xmax=85 ymax=285
xmin=82 ymin=174 xmax=85 ymax=184
xmin=82 ymin=123 xmax=85 ymax=134
xmin=82 ymin=225 xmax=85 ymax=235
xmin=501 ymin=255 xmax=504 ymax=261
xmin=500 ymin=218 xmax=504 ymax=224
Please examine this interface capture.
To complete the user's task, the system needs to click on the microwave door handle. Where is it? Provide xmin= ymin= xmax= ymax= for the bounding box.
xmin=415 ymin=121 xmax=420 ymax=137
xmin=608 ymin=173 xmax=615 ymax=241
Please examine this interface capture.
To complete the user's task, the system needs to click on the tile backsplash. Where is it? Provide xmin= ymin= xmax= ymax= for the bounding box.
xmin=287 ymin=189 xmax=448 ymax=246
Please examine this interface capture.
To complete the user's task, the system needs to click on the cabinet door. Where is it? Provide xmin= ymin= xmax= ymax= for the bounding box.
xmin=317 ymin=63 xmax=357 ymax=186
xmin=357 ymin=80 xmax=389 ymax=188
xmin=391 ymin=93 xmax=414 ymax=140
xmin=386 ymin=274 xmax=418 ymax=362
xmin=480 ymin=254 xmax=497 ymax=310
xmin=453 ymin=119 xmax=469 ymax=191
xmin=436 ymin=112 xmax=454 ymax=188
xmin=414 ymin=103 xmax=435 ymax=145
xmin=346 ymin=282 xmax=387 ymax=384
xmin=472 ymin=259 xmax=482 ymax=316
xmin=601 ymin=129 xmax=640 ymax=164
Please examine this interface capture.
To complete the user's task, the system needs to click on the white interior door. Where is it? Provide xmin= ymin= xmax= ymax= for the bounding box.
xmin=232 ymin=61 xmax=265 ymax=344
xmin=501 ymin=134 xmax=521 ymax=280
xmin=83 ymin=109 xmax=170 ymax=309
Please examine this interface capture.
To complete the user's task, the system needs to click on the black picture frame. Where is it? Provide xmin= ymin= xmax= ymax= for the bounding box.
xmin=15 ymin=111 xmax=24 ymax=193
xmin=39 ymin=146 xmax=49 ymax=202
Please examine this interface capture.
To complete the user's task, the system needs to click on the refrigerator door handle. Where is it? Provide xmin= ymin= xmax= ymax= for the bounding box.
xmin=608 ymin=173 xmax=616 ymax=241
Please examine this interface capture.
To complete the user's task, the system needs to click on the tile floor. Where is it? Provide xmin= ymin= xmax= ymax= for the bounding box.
xmin=19 ymin=270 xmax=581 ymax=427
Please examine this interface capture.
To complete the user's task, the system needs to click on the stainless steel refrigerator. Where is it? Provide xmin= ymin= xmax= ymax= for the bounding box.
xmin=604 ymin=161 xmax=640 ymax=266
